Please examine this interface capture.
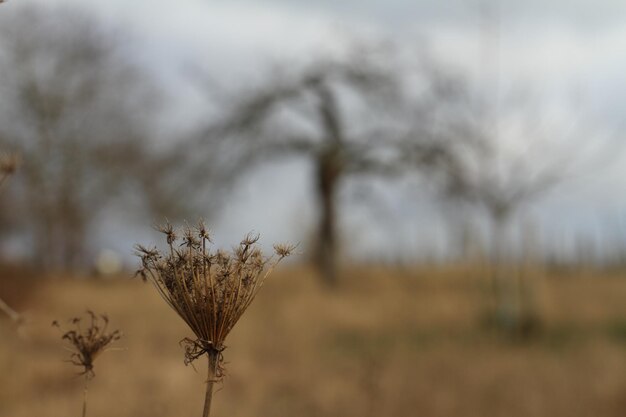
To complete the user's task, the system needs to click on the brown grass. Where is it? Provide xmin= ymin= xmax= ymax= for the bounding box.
xmin=1 ymin=264 xmax=626 ymax=417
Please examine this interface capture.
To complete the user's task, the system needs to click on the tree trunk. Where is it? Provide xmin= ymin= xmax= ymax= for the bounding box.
xmin=314 ymin=149 xmax=341 ymax=287
xmin=313 ymin=83 xmax=344 ymax=287
xmin=490 ymin=211 xmax=515 ymax=331
xmin=490 ymin=211 xmax=542 ymax=338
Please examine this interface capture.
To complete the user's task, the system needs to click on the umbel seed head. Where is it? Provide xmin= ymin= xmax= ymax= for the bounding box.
xmin=135 ymin=221 xmax=294 ymax=370
xmin=53 ymin=311 xmax=121 ymax=379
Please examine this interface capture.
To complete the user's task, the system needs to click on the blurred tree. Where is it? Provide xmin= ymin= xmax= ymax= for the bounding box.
xmin=402 ymin=67 xmax=598 ymax=335
xmin=0 ymin=5 xmax=204 ymax=270
xmin=197 ymin=46 xmax=401 ymax=286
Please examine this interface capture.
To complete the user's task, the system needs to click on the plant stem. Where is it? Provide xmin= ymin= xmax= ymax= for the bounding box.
xmin=0 ymin=297 xmax=21 ymax=323
xmin=202 ymin=351 xmax=218 ymax=417
xmin=82 ymin=377 xmax=88 ymax=417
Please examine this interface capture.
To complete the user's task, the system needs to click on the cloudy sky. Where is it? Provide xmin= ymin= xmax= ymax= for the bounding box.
xmin=7 ymin=0 xmax=626 ymax=260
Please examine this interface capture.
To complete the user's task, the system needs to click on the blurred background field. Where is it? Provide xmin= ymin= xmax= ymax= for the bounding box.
xmin=2 ymin=264 xmax=626 ymax=417
xmin=2 ymin=1 xmax=626 ymax=416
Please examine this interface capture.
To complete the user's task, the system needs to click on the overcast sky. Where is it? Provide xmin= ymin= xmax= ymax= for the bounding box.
xmin=6 ymin=0 xmax=626 ymax=260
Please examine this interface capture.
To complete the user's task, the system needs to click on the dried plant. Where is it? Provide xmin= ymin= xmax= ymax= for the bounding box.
xmin=0 ymin=152 xmax=21 ymax=326
xmin=53 ymin=311 xmax=122 ymax=417
xmin=136 ymin=221 xmax=294 ymax=417
xmin=0 ymin=298 xmax=21 ymax=325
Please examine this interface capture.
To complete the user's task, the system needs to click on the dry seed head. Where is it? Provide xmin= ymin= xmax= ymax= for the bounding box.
xmin=53 ymin=311 xmax=121 ymax=379
xmin=182 ymin=224 xmax=201 ymax=248
xmin=274 ymin=243 xmax=297 ymax=258
xmin=196 ymin=219 xmax=211 ymax=242
xmin=136 ymin=221 xmax=292 ymax=371
xmin=157 ymin=221 xmax=177 ymax=246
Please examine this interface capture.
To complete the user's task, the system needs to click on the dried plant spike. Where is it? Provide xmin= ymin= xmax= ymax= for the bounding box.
xmin=136 ymin=222 xmax=293 ymax=417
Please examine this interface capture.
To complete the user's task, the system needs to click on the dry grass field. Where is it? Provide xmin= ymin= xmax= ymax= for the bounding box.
xmin=1 ymin=264 xmax=626 ymax=417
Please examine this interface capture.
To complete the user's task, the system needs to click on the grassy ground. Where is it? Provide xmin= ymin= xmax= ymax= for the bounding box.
xmin=1 ymin=264 xmax=626 ymax=417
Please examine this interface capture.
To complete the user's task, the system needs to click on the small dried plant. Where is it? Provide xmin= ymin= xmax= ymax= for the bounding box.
xmin=135 ymin=221 xmax=294 ymax=417
xmin=53 ymin=311 xmax=122 ymax=417
xmin=0 ymin=152 xmax=21 ymax=326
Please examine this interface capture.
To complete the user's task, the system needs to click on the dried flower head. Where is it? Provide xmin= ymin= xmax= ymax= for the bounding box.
xmin=273 ymin=243 xmax=296 ymax=258
xmin=135 ymin=221 xmax=293 ymax=368
xmin=53 ymin=311 xmax=121 ymax=379
xmin=136 ymin=221 xmax=293 ymax=417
